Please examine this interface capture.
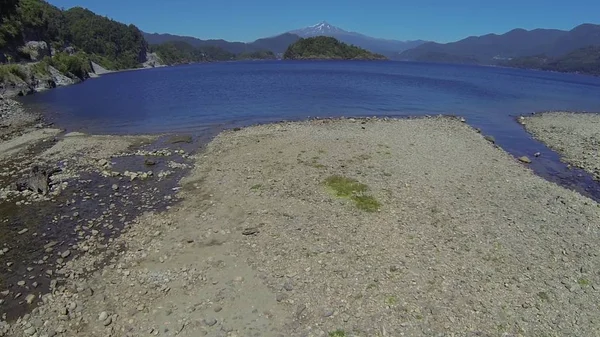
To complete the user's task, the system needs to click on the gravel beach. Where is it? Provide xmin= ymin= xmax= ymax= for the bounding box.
xmin=523 ymin=112 xmax=600 ymax=180
xmin=4 ymin=117 xmax=599 ymax=337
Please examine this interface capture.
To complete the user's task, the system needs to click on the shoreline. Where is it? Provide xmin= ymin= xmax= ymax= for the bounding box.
xmin=523 ymin=112 xmax=600 ymax=180
xmin=0 ymin=98 xmax=198 ymax=323
xmin=1 ymin=114 xmax=599 ymax=336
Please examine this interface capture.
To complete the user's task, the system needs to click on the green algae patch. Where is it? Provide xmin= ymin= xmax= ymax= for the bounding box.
xmin=324 ymin=175 xmax=381 ymax=212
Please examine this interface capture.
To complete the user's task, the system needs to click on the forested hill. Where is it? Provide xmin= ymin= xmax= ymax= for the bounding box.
xmin=283 ymin=36 xmax=387 ymax=60
xmin=0 ymin=0 xmax=148 ymax=70
xmin=503 ymin=46 xmax=600 ymax=76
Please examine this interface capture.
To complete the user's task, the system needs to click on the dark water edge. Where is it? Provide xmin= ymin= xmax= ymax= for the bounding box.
xmin=0 ymin=134 xmax=199 ymax=321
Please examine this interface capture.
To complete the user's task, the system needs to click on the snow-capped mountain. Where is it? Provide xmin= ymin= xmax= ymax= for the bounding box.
xmin=289 ymin=21 xmax=349 ymax=37
xmin=288 ymin=21 xmax=427 ymax=58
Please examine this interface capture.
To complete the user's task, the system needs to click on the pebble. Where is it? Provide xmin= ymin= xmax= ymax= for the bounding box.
xmin=519 ymin=156 xmax=532 ymax=164
xmin=60 ymin=250 xmax=71 ymax=258
xmin=98 ymin=311 xmax=108 ymax=321
xmin=283 ymin=281 xmax=294 ymax=291
xmin=18 ymin=228 xmax=29 ymax=235
xmin=112 ymin=184 xmax=119 ymax=191
xmin=204 ymin=318 xmax=217 ymax=326
xmin=323 ymin=310 xmax=334 ymax=317
xmin=276 ymin=293 xmax=288 ymax=302
xmin=24 ymin=327 xmax=36 ymax=336
xmin=25 ymin=294 xmax=36 ymax=304
xmin=213 ymin=306 xmax=223 ymax=313
xmin=103 ymin=316 xmax=112 ymax=326
xmin=17 ymin=280 xmax=25 ymax=286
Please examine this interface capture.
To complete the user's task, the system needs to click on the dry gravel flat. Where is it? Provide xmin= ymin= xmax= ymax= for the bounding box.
xmin=6 ymin=117 xmax=600 ymax=337
xmin=523 ymin=112 xmax=600 ymax=180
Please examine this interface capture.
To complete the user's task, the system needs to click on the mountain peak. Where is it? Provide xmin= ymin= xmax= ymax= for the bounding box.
xmin=289 ymin=22 xmax=347 ymax=37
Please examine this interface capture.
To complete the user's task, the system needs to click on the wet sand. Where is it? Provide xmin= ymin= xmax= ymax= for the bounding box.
xmin=3 ymin=117 xmax=599 ymax=336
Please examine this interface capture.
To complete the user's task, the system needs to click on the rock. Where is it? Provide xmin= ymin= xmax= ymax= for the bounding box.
xmin=169 ymin=135 xmax=193 ymax=144
xmin=203 ymin=318 xmax=217 ymax=327
xmin=98 ymin=159 xmax=109 ymax=167
xmin=60 ymin=250 xmax=71 ymax=258
xmin=25 ymin=294 xmax=36 ymax=304
xmin=16 ymin=166 xmax=59 ymax=195
xmin=295 ymin=304 xmax=307 ymax=318
xmin=484 ymin=135 xmax=496 ymax=144
xmin=519 ymin=156 xmax=532 ymax=164
xmin=283 ymin=281 xmax=294 ymax=291
xmin=21 ymin=41 xmax=50 ymax=61
xmin=98 ymin=311 xmax=108 ymax=321
xmin=24 ymin=326 xmax=37 ymax=336
xmin=322 ymin=310 xmax=334 ymax=318
xmin=18 ymin=228 xmax=29 ymax=235
xmin=276 ymin=293 xmax=288 ymax=302
xmin=103 ymin=316 xmax=112 ymax=326
xmin=213 ymin=306 xmax=222 ymax=313
xmin=17 ymin=281 xmax=25 ymax=286
xmin=111 ymin=184 xmax=119 ymax=191
xmin=144 ymin=158 xmax=156 ymax=166
xmin=242 ymin=227 xmax=259 ymax=236
xmin=534 ymin=152 xmax=541 ymax=157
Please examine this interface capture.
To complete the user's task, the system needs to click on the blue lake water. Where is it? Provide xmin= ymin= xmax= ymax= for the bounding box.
xmin=19 ymin=60 xmax=600 ymax=198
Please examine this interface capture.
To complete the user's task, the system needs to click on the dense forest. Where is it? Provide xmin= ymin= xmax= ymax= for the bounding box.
xmin=504 ymin=46 xmax=600 ymax=76
xmin=0 ymin=0 xmax=147 ymax=71
xmin=150 ymin=42 xmax=275 ymax=65
xmin=283 ymin=36 xmax=387 ymax=60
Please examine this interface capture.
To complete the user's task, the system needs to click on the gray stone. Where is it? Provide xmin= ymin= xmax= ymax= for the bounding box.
xmin=169 ymin=135 xmax=193 ymax=144
xmin=98 ymin=311 xmax=108 ymax=321
xmin=60 ymin=250 xmax=71 ymax=258
xmin=24 ymin=326 xmax=36 ymax=336
xmin=519 ymin=156 xmax=532 ymax=164
xmin=103 ymin=316 xmax=112 ymax=326
xmin=22 ymin=41 xmax=50 ymax=61
xmin=276 ymin=293 xmax=288 ymax=302
xmin=111 ymin=184 xmax=119 ymax=191
xmin=25 ymin=294 xmax=36 ymax=304
xmin=283 ymin=281 xmax=294 ymax=291
xmin=484 ymin=135 xmax=496 ymax=144
xmin=203 ymin=317 xmax=217 ymax=327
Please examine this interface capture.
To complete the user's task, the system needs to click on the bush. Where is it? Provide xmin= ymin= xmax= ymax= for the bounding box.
xmin=45 ymin=52 xmax=91 ymax=79
xmin=0 ymin=63 xmax=28 ymax=82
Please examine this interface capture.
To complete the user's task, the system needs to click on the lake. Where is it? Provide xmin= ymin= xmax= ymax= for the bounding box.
xmin=20 ymin=60 xmax=600 ymax=198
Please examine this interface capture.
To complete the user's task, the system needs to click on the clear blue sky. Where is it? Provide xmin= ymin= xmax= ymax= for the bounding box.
xmin=47 ymin=0 xmax=599 ymax=42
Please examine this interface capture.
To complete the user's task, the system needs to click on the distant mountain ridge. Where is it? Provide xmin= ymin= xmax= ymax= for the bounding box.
xmin=288 ymin=21 xmax=427 ymax=58
xmin=142 ymin=32 xmax=299 ymax=54
xmin=399 ymin=23 xmax=600 ymax=64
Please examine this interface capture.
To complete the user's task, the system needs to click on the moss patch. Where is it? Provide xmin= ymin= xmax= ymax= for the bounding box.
xmin=329 ymin=330 xmax=346 ymax=337
xmin=325 ymin=176 xmax=368 ymax=197
xmin=325 ymin=175 xmax=381 ymax=212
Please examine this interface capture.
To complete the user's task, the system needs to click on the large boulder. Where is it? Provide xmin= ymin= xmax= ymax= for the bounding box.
xmin=142 ymin=52 xmax=164 ymax=68
xmin=20 ymin=41 xmax=51 ymax=61
xmin=90 ymin=62 xmax=112 ymax=75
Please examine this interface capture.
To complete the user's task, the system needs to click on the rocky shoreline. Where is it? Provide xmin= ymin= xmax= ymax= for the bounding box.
xmin=523 ymin=112 xmax=600 ymax=181
xmin=1 ymin=112 xmax=599 ymax=336
xmin=0 ymin=98 xmax=196 ymax=334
